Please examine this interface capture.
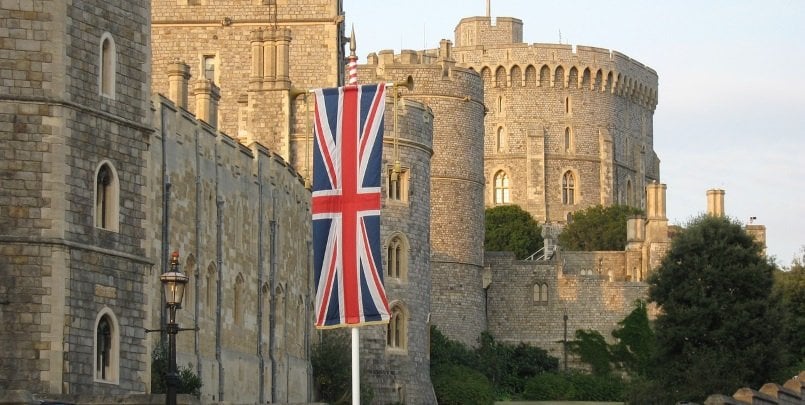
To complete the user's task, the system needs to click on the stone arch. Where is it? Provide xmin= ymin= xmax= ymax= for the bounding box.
xmin=568 ymin=66 xmax=579 ymax=89
xmin=561 ymin=169 xmax=578 ymax=205
xmin=594 ymin=69 xmax=603 ymax=91
xmin=582 ymin=67 xmax=591 ymax=89
xmin=205 ymin=262 xmax=217 ymax=316
xmin=234 ymin=273 xmax=245 ymax=326
xmin=387 ymin=301 xmax=409 ymax=351
xmin=181 ymin=254 xmax=196 ymax=323
xmin=385 ymin=232 xmax=410 ymax=281
xmin=493 ymin=169 xmax=511 ymax=205
xmin=539 ymin=65 xmax=550 ymax=87
xmin=94 ymin=307 xmax=120 ymax=383
xmin=496 ymin=126 xmax=506 ymax=152
xmin=480 ymin=66 xmax=492 ymax=85
xmin=94 ymin=160 xmax=120 ymax=232
xmin=99 ymin=32 xmax=116 ymax=98
xmin=510 ymin=64 xmax=522 ymax=87
xmin=606 ymin=71 xmax=614 ymax=93
xmin=524 ymin=64 xmax=537 ymax=86
xmin=495 ymin=65 xmax=507 ymax=88
xmin=554 ymin=65 xmax=565 ymax=88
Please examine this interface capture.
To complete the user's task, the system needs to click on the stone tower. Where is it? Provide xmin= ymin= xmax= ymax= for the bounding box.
xmin=451 ymin=15 xmax=660 ymax=225
xmin=150 ymin=0 xmax=346 ymax=168
xmin=350 ymin=93 xmax=437 ymax=404
xmin=361 ymin=40 xmax=488 ymax=348
xmin=0 ymin=0 xmax=152 ymax=394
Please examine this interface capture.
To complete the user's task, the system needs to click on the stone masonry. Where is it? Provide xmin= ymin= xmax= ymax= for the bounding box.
xmin=451 ymin=16 xmax=660 ymax=224
xmin=0 ymin=0 xmax=152 ymax=395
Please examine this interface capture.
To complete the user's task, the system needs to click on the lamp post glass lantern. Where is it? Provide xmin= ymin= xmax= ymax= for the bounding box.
xmin=160 ymin=251 xmax=188 ymax=405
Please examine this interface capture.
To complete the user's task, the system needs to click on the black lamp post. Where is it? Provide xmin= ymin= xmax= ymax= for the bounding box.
xmin=563 ymin=307 xmax=568 ymax=372
xmin=160 ymin=251 xmax=188 ymax=405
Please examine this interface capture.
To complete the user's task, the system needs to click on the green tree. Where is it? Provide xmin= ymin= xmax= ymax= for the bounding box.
xmin=311 ymin=331 xmax=373 ymax=404
xmin=568 ymin=330 xmax=612 ymax=376
xmin=610 ymin=300 xmax=655 ymax=377
xmin=485 ymin=205 xmax=543 ymax=259
xmin=773 ymin=248 xmax=805 ymax=378
xmin=150 ymin=341 xmax=202 ymax=397
xmin=648 ymin=215 xmax=784 ymax=402
xmin=559 ymin=204 xmax=643 ymax=251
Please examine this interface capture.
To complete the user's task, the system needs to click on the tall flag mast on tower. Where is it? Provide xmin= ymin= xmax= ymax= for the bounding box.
xmin=311 ymin=25 xmax=390 ymax=404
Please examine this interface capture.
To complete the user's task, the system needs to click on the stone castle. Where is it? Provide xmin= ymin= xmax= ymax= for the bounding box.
xmin=1 ymin=1 xmax=770 ymax=404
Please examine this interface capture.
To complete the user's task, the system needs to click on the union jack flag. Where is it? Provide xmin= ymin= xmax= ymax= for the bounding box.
xmin=312 ymin=83 xmax=390 ymax=329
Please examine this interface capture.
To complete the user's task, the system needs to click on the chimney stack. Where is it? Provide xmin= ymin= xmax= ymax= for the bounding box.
xmin=167 ymin=60 xmax=191 ymax=109
xmin=193 ymin=79 xmax=221 ymax=128
xmin=707 ymin=189 xmax=725 ymax=217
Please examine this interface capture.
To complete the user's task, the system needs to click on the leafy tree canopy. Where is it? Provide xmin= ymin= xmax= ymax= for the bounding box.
xmin=485 ymin=205 xmax=543 ymax=259
xmin=559 ymin=205 xmax=643 ymax=251
xmin=648 ymin=215 xmax=784 ymax=402
xmin=773 ymin=247 xmax=805 ymax=374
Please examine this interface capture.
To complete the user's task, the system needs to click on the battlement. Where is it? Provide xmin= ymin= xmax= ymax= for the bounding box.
xmin=453 ymin=40 xmax=659 ymax=111
xmin=454 ymin=16 xmax=524 ymax=47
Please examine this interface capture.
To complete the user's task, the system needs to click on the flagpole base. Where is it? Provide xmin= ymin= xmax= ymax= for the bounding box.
xmin=352 ymin=327 xmax=360 ymax=405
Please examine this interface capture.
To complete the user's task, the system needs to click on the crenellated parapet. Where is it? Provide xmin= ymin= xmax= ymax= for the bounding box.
xmin=454 ymin=43 xmax=658 ymax=111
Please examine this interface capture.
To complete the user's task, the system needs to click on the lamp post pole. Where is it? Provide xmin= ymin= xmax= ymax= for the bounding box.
xmin=166 ymin=303 xmax=179 ymax=405
xmin=157 ymin=251 xmax=188 ymax=405
xmin=563 ymin=309 xmax=568 ymax=371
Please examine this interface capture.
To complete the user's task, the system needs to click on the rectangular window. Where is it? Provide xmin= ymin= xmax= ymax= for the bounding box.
xmin=387 ymin=166 xmax=410 ymax=202
xmin=202 ymin=55 xmax=216 ymax=83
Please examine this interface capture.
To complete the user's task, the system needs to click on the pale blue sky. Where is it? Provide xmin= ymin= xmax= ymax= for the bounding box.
xmin=346 ymin=0 xmax=805 ymax=265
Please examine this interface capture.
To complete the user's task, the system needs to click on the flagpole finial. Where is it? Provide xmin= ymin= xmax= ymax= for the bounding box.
xmin=349 ymin=24 xmax=357 ymax=57
xmin=347 ymin=24 xmax=358 ymax=85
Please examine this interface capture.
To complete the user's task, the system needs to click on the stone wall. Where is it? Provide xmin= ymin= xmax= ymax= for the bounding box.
xmin=147 ymin=94 xmax=313 ymax=403
xmin=485 ymin=251 xmax=650 ymax=359
xmin=0 ymin=0 xmax=152 ymax=394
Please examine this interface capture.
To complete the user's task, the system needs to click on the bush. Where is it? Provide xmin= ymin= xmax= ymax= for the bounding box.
xmin=523 ymin=372 xmax=624 ymax=401
xmin=311 ymin=330 xmax=373 ymax=404
xmin=432 ymin=364 xmax=495 ymax=405
xmin=150 ymin=341 xmax=202 ymax=397
xmin=523 ymin=372 xmax=576 ymax=400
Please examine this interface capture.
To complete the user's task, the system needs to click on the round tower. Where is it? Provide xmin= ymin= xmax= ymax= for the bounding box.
xmin=452 ymin=15 xmax=659 ymax=225
xmin=361 ymin=40 xmax=487 ymax=349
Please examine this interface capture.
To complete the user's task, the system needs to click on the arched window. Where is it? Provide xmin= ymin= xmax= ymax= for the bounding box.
xmin=99 ymin=33 xmax=116 ymax=98
xmin=540 ymin=283 xmax=549 ymax=302
xmin=181 ymin=254 xmax=196 ymax=313
xmin=234 ymin=273 xmax=244 ymax=326
xmin=496 ymin=127 xmax=506 ymax=152
xmin=387 ymin=304 xmax=407 ymax=350
xmin=493 ymin=171 xmax=510 ymax=205
xmin=386 ymin=235 xmax=406 ymax=279
xmin=562 ymin=171 xmax=576 ymax=205
xmin=94 ymin=308 xmax=119 ymax=383
xmin=95 ymin=162 xmax=119 ymax=231
xmin=626 ymin=180 xmax=633 ymax=206
xmin=205 ymin=263 xmax=216 ymax=316
xmin=260 ymin=282 xmax=270 ymax=351
xmin=564 ymin=127 xmax=573 ymax=153
xmin=539 ymin=65 xmax=550 ymax=87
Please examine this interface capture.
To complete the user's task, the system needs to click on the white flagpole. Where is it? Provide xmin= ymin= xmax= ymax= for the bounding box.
xmin=352 ymin=326 xmax=360 ymax=405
